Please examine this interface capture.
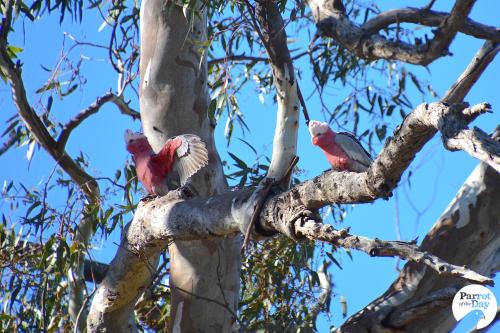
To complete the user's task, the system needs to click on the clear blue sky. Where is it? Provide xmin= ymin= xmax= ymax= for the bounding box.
xmin=0 ymin=1 xmax=498 ymax=331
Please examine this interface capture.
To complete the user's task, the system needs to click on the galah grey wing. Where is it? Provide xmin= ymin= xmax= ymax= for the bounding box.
xmin=174 ymin=134 xmax=209 ymax=185
xmin=335 ymin=132 xmax=373 ymax=172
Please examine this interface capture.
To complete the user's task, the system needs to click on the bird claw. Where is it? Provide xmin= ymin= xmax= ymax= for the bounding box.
xmin=140 ymin=194 xmax=158 ymax=202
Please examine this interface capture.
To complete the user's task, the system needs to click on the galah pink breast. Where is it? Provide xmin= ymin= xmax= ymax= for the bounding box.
xmin=308 ymin=120 xmax=372 ymax=172
xmin=125 ymin=130 xmax=208 ymax=195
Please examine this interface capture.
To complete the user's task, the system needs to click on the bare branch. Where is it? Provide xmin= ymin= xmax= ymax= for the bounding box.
xmin=294 ymin=220 xmax=492 ymax=285
xmin=208 ymin=54 xmax=268 ymax=66
xmin=57 ymin=92 xmax=139 ymax=149
xmin=307 ymin=0 xmax=478 ymax=65
xmin=363 ymin=7 xmax=500 ymax=42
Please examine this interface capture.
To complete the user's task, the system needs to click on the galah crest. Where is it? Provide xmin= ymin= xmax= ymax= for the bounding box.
xmin=308 ymin=120 xmax=372 ymax=172
xmin=125 ymin=130 xmax=208 ymax=196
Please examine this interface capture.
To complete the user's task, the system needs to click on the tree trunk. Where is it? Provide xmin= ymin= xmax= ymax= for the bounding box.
xmin=139 ymin=1 xmax=240 ymax=331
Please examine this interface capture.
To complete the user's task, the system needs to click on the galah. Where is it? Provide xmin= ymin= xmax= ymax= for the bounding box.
xmin=125 ymin=130 xmax=208 ymax=196
xmin=308 ymin=120 xmax=372 ymax=172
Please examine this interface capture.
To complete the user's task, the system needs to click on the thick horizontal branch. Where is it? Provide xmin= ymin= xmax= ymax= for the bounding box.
xmin=57 ymin=92 xmax=139 ymax=149
xmin=294 ymin=221 xmax=492 ymax=285
xmin=363 ymin=7 xmax=500 ymax=42
xmin=307 ymin=0 xmax=478 ymax=65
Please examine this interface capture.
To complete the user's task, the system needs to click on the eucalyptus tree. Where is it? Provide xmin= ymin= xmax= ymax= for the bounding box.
xmin=0 ymin=0 xmax=499 ymax=332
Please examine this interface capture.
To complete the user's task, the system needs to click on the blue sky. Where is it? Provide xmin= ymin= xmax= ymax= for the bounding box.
xmin=0 ymin=1 xmax=498 ymax=331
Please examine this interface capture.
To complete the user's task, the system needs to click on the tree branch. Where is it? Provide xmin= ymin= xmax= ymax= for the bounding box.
xmin=294 ymin=221 xmax=492 ymax=285
xmin=57 ymin=91 xmax=140 ymax=149
xmin=307 ymin=0 xmax=479 ymax=65
xmin=249 ymin=0 xmax=300 ymax=182
xmin=207 ymin=48 xmax=315 ymax=67
xmin=310 ymin=262 xmax=332 ymax=325
xmin=445 ymin=126 xmax=500 ymax=172
xmin=363 ymin=7 xmax=500 ymax=42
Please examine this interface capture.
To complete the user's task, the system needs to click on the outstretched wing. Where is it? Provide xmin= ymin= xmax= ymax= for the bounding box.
xmin=335 ymin=132 xmax=373 ymax=172
xmin=174 ymin=134 xmax=209 ymax=185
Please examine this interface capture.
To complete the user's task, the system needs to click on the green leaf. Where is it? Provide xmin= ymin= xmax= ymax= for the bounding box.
xmin=35 ymin=81 xmax=59 ymax=94
xmin=228 ymin=152 xmax=247 ymax=169
xmin=326 ymin=252 xmax=343 ymax=270
xmin=6 ymin=45 xmax=23 ymax=59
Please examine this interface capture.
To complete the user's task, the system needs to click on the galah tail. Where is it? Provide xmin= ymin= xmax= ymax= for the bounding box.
xmin=308 ymin=120 xmax=372 ymax=172
xmin=125 ymin=130 xmax=208 ymax=196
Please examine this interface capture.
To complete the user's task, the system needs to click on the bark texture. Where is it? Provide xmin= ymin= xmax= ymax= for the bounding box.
xmin=139 ymin=1 xmax=241 ymax=331
xmin=88 ymin=1 xmax=241 ymax=331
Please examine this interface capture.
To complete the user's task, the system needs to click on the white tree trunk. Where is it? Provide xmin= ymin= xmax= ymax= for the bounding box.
xmin=139 ymin=1 xmax=240 ymax=331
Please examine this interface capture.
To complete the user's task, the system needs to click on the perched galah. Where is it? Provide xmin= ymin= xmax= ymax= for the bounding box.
xmin=308 ymin=120 xmax=372 ymax=172
xmin=125 ymin=130 xmax=208 ymax=196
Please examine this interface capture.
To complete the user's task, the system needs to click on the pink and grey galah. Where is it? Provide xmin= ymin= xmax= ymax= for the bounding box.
xmin=308 ymin=120 xmax=372 ymax=172
xmin=124 ymin=130 xmax=208 ymax=196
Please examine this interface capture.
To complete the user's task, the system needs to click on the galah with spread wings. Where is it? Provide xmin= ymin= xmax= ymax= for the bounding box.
xmin=125 ymin=130 xmax=208 ymax=196
xmin=308 ymin=120 xmax=372 ymax=172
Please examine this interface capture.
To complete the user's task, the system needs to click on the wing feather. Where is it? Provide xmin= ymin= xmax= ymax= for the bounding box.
xmin=174 ymin=134 xmax=209 ymax=185
xmin=335 ymin=132 xmax=373 ymax=172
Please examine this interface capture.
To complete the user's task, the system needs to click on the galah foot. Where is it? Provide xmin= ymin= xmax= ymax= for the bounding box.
xmin=140 ymin=194 xmax=158 ymax=202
